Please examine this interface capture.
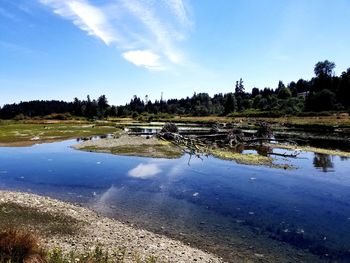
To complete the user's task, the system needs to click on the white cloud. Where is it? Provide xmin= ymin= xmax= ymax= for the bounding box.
xmin=39 ymin=0 xmax=192 ymax=70
xmin=128 ymin=163 xmax=162 ymax=179
xmin=40 ymin=0 xmax=117 ymax=45
xmin=165 ymin=0 xmax=191 ymax=27
xmin=122 ymin=50 xmax=164 ymax=70
xmin=121 ymin=0 xmax=184 ymax=64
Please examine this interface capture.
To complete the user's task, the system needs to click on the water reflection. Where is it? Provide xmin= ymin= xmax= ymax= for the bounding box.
xmin=313 ymin=153 xmax=334 ymax=172
xmin=255 ymin=145 xmax=273 ymax=156
xmin=128 ymin=162 xmax=162 ymax=179
xmin=1 ymin=140 xmax=350 ymax=261
xmin=76 ymin=134 xmax=113 ymax=142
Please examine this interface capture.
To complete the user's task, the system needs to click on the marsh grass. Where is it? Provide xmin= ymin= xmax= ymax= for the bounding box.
xmin=138 ymin=115 xmax=350 ymax=128
xmin=0 ymin=228 xmax=166 ymax=263
xmin=266 ymin=143 xmax=350 ymax=157
xmin=82 ymin=144 xmax=183 ymax=159
xmin=0 ymin=203 xmax=83 ymax=236
xmin=0 ymin=228 xmax=165 ymax=263
xmin=0 ymin=227 xmax=167 ymax=263
xmin=0 ymin=204 xmax=167 ymax=263
xmin=46 ymin=247 xmax=163 ymax=263
xmin=47 ymin=247 xmax=162 ymax=263
xmin=211 ymin=149 xmax=273 ymax=166
xmin=0 ymin=121 xmax=118 ymax=145
xmin=210 ymin=149 xmax=294 ymax=169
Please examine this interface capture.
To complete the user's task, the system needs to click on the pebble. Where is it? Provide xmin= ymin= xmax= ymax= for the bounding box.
xmin=0 ymin=191 xmax=223 ymax=263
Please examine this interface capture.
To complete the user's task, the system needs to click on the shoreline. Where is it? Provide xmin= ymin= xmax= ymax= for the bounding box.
xmin=0 ymin=190 xmax=223 ymax=263
xmin=72 ymin=133 xmax=183 ymax=159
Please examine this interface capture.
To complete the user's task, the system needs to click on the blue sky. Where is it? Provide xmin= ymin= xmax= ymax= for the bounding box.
xmin=1 ymin=0 xmax=350 ymax=106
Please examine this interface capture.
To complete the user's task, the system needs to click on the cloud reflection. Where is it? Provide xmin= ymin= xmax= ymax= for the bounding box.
xmin=128 ymin=163 xmax=162 ymax=179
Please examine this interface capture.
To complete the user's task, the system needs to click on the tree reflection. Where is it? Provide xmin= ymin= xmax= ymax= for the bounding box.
xmin=313 ymin=153 xmax=334 ymax=172
xmin=255 ymin=145 xmax=272 ymax=156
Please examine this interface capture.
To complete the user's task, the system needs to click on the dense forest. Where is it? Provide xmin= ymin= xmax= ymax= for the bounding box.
xmin=1 ymin=60 xmax=349 ymax=120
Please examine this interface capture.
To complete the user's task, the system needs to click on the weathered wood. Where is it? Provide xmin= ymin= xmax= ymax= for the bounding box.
xmin=267 ymin=152 xmax=300 ymax=158
xmin=244 ymin=138 xmax=298 ymax=144
xmin=157 ymin=122 xmax=306 ymax=161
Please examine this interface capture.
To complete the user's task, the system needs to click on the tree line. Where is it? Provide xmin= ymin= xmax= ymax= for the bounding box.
xmin=0 ymin=95 xmax=113 ymax=120
xmin=1 ymin=60 xmax=349 ymax=119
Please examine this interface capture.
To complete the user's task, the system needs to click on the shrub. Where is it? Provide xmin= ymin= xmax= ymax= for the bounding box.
xmin=297 ymin=111 xmax=334 ymax=117
xmin=0 ymin=228 xmax=45 ymax=263
xmin=131 ymin=112 xmax=139 ymax=119
xmin=227 ymin=109 xmax=284 ymax=118
xmin=13 ymin=114 xmax=27 ymax=120
xmin=43 ymin=113 xmax=73 ymax=120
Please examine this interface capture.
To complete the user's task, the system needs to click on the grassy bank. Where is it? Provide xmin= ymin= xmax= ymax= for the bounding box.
xmin=210 ymin=149 xmax=294 ymax=169
xmin=266 ymin=143 xmax=350 ymax=157
xmin=118 ymin=115 xmax=350 ymax=128
xmin=74 ymin=135 xmax=183 ymax=159
xmin=211 ymin=149 xmax=272 ymax=166
xmin=0 ymin=202 xmax=82 ymax=237
xmin=0 ymin=228 xmax=163 ymax=263
xmin=0 ymin=120 xmax=119 ymax=146
xmin=1 ymin=115 xmax=349 ymax=147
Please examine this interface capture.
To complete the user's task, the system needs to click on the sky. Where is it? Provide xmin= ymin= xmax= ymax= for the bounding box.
xmin=1 ymin=0 xmax=350 ymax=106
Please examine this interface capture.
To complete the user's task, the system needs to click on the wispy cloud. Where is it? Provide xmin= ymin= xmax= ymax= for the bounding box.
xmin=40 ymin=0 xmax=117 ymax=45
xmin=39 ymin=0 xmax=192 ymax=70
xmin=166 ymin=0 xmax=192 ymax=27
xmin=0 ymin=7 xmax=18 ymax=21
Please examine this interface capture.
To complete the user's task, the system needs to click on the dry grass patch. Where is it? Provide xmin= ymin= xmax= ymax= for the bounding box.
xmin=0 ymin=228 xmax=45 ymax=263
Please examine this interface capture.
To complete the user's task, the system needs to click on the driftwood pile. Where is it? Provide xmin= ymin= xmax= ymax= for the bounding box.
xmin=157 ymin=122 xmax=299 ymax=159
xmin=159 ymin=123 xmax=209 ymax=157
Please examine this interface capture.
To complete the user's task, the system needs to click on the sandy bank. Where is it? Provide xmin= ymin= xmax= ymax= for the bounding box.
xmin=0 ymin=191 xmax=223 ymax=263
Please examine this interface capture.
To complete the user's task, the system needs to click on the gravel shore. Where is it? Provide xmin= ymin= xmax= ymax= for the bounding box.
xmin=0 ymin=191 xmax=224 ymax=263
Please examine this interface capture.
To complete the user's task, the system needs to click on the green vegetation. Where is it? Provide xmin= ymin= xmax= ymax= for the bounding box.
xmin=0 ymin=121 xmax=118 ymax=146
xmin=267 ymin=143 xmax=350 ymax=157
xmin=46 ymin=247 xmax=162 ymax=263
xmin=211 ymin=149 xmax=273 ymax=166
xmin=211 ymin=149 xmax=294 ymax=169
xmin=0 ymin=202 xmax=83 ymax=236
xmin=0 ymin=228 xmax=165 ymax=263
xmin=1 ymin=61 xmax=350 ymax=121
xmin=106 ymin=60 xmax=350 ymax=117
xmin=146 ymin=115 xmax=350 ymax=128
xmin=81 ymin=142 xmax=183 ymax=159
xmin=0 ymin=202 xmax=167 ymax=263
xmin=109 ymin=144 xmax=182 ymax=158
xmin=0 ymin=228 xmax=45 ymax=263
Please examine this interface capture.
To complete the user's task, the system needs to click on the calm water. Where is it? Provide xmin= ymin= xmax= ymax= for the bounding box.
xmin=0 ymin=140 xmax=350 ymax=262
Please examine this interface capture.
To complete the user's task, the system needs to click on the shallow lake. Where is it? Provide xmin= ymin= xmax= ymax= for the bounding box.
xmin=0 ymin=139 xmax=350 ymax=262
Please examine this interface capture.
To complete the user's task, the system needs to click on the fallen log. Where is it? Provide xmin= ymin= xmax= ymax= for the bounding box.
xmin=267 ymin=152 xmax=300 ymax=158
xmin=244 ymin=138 xmax=298 ymax=144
